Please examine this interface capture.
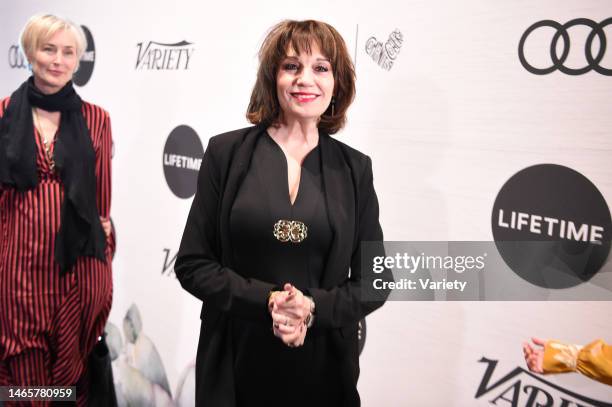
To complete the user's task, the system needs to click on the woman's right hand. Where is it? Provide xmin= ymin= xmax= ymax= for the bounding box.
xmin=522 ymin=337 xmax=546 ymax=373
xmin=269 ymin=288 xmax=308 ymax=347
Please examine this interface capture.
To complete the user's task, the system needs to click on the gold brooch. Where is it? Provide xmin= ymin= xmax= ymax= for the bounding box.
xmin=273 ymin=220 xmax=308 ymax=243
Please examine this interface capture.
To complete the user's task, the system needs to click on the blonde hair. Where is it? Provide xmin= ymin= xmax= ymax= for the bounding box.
xmin=20 ymin=14 xmax=87 ymax=67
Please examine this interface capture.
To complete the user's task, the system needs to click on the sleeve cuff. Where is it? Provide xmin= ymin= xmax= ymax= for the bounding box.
xmin=543 ymin=340 xmax=582 ymax=374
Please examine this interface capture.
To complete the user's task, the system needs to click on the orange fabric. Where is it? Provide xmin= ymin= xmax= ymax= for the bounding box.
xmin=544 ymin=339 xmax=612 ymax=386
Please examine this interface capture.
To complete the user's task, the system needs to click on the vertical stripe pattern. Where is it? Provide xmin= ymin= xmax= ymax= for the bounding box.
xmin=0 ymin=97 xmax=114 ymax=406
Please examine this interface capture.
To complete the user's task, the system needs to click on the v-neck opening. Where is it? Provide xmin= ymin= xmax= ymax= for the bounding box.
xmin=34 ymin=127 xmax=58 ymax=172
xmin=264 ymin=131 xmax=319 ymax=208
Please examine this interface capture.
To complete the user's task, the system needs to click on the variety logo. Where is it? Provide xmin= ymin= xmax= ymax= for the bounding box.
xmin=519 ymin=18 xmax=612 ymax=76
xmin=73 ymin=25 xmax=95 ymax=86
xmin=475 ymin=357 xmax=612 ymax=407
xmin=162 ymin=248 xmax=177 ymax=277
xmin=492 ymin=164 xmax=611 ymax=289
xmin=8 ymin=45 xmax=28 ymax=69
xmin=365 ymin=29 xmax=403 ymax=71
xmin=136 ymin=41 xmax=195 ymax=70
xmin=162 ymin=125 xmax=203 ymax=199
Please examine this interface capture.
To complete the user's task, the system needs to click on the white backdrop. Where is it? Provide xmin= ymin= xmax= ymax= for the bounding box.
xmin=1 ymin=0 xmax=611 ymax=405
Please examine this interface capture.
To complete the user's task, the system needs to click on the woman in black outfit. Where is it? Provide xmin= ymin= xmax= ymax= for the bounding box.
xmin=175 ymin=19 xmax=388 ymax=407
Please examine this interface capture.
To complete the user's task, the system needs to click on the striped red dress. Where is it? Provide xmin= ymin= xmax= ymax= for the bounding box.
xmin=0 ymin=97 xmax=114 ymax=405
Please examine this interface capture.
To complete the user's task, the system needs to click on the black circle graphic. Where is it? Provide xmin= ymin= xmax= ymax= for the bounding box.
xmin=163 ymin=125 xmax=203 ymax=199
xmin=358 ymin=318 xmax=366 ymax=355
xmin=73 ymin=25 xmax=95 ymax=86
xmin=492 ymin=164 xmax=611 ymax=289
xmin=518 ymin=18 xmax=612 ymax=76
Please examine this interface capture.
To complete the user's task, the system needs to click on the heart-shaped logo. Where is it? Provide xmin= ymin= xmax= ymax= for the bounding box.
xmin=365 ymin=29 xmax=403 ymax=71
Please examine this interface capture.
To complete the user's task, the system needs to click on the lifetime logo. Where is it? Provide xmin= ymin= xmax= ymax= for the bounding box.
xmin=162 ymin=125 xmax=203 ymax=199
xmin=518 ymin=17 xmax=612 ymax=76
xmin=491 ymin=164 xmax=611 ymax=289
xmin=8 ymin=45 xmax=28 ymax=69
xmin=163 ymin=153 xmax=201 ymax=170
xmin=81 ymin=50 xmax=95 ymax=62
xmin=496 ymin=209 xmax=605 ymax=244
xmin=72 ymin=25 xmax=95 ymax=87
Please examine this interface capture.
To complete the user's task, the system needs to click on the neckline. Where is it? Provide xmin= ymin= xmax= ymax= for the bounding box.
xmin=264 ymin=130 xmax=319 ymax=164
xmin=263 ymin=131 xmax=320 ymax=207
xmin=32 ymin=108 xmax=59 ymax=145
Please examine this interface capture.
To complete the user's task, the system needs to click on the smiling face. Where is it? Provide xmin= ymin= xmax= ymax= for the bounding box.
xmin=30 ymin=28 xmax=78 ymax=94
xmin=276 ymin=42 xmax=335 ymax=124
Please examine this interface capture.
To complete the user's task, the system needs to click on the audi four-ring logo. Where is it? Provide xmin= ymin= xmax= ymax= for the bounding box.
xmin=519 ymin=18 xmax=612 ymax=76
xmin=8 ymin=45 xmax=28 ymax=69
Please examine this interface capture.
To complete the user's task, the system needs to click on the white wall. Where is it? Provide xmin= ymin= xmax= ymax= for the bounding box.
xmin=1 ymin=1 xmax=611 ymax=405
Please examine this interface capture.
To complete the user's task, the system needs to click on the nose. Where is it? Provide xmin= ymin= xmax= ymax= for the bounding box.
xmin=296 ymin=68 xmax=314 ymax=86
xmin=52 ymin=51 xmax=64 ymax=66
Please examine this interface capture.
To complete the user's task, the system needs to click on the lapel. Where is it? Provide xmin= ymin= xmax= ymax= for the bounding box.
xmin=319 ymin=132 xmax=356 ymax=288
xmin=219 ymin=125 xmax=263 ymax=266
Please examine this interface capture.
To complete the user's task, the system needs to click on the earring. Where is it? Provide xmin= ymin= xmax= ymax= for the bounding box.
xmin=331 ymin=96 xmax=336 ymax=116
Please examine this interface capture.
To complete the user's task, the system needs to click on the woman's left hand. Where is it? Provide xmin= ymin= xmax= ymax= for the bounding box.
xmin=100 ymin=217 xmax=111 ymax=238
xmin=274 ymin=283 xmax=311 ymax=323
xmin=272 ymin=317 xmax=307 ymax=347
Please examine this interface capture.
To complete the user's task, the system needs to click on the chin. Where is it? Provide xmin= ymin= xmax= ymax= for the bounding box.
xmin=44 ymin=77 xmax=69 ymax=89
xmin=291 ymin=109 xmax=326 ymax=120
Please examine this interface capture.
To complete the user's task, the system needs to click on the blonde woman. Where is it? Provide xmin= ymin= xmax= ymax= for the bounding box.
xmin=0 ymin=14 xmax=114 ymax=405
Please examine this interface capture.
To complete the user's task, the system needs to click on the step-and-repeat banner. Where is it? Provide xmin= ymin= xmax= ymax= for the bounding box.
xmin=1 ymin=1 xmax=611 ymax=405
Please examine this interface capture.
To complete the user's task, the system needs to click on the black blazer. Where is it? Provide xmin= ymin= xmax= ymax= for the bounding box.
xmin=175 ymin=125 xmax=388 ymax=406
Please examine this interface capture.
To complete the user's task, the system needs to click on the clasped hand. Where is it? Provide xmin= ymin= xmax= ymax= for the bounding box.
xmin=268 ymin=283 xmax=311 ymax=348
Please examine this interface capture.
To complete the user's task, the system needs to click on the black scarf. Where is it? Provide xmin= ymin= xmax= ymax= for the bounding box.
xmin=0 ymin=77 xmax=106 ymax=274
